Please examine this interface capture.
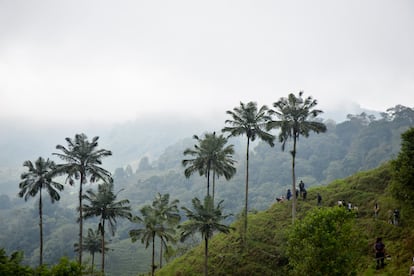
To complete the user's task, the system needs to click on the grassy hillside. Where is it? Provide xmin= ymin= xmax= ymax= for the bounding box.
xmin=156 ymin=162 xmax=414 ymax=275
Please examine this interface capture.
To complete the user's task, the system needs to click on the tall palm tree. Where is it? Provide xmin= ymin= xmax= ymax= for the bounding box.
xmin=182 ymin=134 xmax=212 ymax=196
xmin=206 ymin=133 xmax=237 ymax=201
xmin=82 ymin=182 xmax=132 ymax=274
xmin=74 ymin=228 xmax=109 ymax=274
xmin=53 ymin=133 xmax=112 ymax=264
xmin=222 ymin=101 xmax=275 ymax=239
xmin=152 ymin=193 xmax=181 ymax=268
xmin=267 ymin=91 xmax=327 ymax=222
xmin=18 ymin=157 xmax=64 ymax=266
xmin=130 ymin=204 xmax=176 ymax=276
xmin=179 ymin=195 xmax=232 ymax=276
xmin=182 ymin=132 xmax=236 ymax=198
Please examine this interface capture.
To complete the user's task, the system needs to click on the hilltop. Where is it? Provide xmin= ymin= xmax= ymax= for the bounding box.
xmin=157 ymin=162 xmax=414 ymax=275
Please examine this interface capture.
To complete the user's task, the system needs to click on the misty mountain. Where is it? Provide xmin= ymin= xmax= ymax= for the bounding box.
xmin=0 ymin=103 xmax=385 ymax=196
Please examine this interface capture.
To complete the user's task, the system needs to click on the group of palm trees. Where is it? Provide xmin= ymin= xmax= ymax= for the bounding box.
xmin=18 ymin=134 xmax=126 ymax=274
xmin=18 ymin=91 xmax=327 ymax=275
xmin=183 ymin=91 xmax=327 ymax=243
xmin=18 ymin=134 xmax=232 ymax=276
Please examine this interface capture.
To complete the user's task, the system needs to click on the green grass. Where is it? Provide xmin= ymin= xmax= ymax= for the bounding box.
xmin=156 ymin=162 xmax=414 ymax=275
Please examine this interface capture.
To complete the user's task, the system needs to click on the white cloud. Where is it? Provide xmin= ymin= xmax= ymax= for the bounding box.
xmin=1 ymin=0 xmax=413 ymax=123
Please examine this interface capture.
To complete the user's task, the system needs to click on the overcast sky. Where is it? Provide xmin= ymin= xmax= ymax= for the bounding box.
xmin=1 ymin=0 xmax=413 ymax=124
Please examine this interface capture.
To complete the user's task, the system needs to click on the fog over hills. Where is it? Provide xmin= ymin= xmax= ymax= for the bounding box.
xmin=0 ymin=102 xmax=380 ymax=196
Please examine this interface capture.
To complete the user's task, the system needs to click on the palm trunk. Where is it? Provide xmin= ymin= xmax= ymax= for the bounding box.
xmin=212 ymin=170 xmax=216 ymax=203
xmin=79 ymin=173 xmax=85 ymax=265
xmin=204 ymin=236 xmax=208 ymax=276
xmin=207 ymin=160 xmax=211 ymax=197
xmin=152 ymin=233 xmax=155 ymax=276
xmin=159 ymin=240 xmax=163 ymax=269
xmin=39 ymin=189 xmax=43 ymax=266
xmin=101 ymin=220 xmax=105 ymax=274
xmin=291 ymin=136 xmax=297 ymax=223
xmin=91 ymin=253 xmax=95 ymax=275
xmin=244 ymin=137 xmax=250 ymax=242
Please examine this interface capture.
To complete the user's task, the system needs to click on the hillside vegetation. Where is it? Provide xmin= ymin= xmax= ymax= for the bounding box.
xmin=0 ymin=105 xmax=413 ymax=275
xmin=157 ymin=162 xmax=414 ymax=275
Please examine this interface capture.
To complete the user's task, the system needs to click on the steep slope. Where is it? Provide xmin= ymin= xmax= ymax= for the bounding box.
xmin=157 ymin=163 xmax=414 ymax=275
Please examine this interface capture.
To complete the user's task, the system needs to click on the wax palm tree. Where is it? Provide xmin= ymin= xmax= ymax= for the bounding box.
xmin=74 ymin=228 xmax=109 ymax=274
xmin=205 ymin=132 xmax=237 ymax=201
xmin=222 ymin=101 xmax=275 ymax=239
xmin=267 ymin=91 xmax=327 ymax=222
xmin=130 ymin=204 xmax=176 ymax=276
xmin=53 ymin=133 xmax=112 ymax=264
xmin=182 ymin=132 xmax=236 ymax=198
xmin=82 ymin=182 xmax=132 ymax=274
xmin=152 ymin=193 xmax=181 ymax=268
xmin=18 ymin=157 xmax=64 ymax=266
xmin=182 ymin=134 xmax=212 ymax=196
xmin=179 ymin=195 xmax=232 ymax=276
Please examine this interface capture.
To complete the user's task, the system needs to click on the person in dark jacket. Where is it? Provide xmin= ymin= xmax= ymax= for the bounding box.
xmin=374 ymin=237 xmax=386 ymax=269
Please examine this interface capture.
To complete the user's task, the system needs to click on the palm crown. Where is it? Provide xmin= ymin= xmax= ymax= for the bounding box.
xmin=183 ymin=132 xmax=236 ymax=197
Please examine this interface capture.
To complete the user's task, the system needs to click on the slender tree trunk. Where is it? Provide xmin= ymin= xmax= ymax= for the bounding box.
xmin=291 ymin=136 xmax=297 ymax=223
xmin=101 ymin=220 xmax=105 ymax=274
xmin=244 ymin=137 xmax=250 ymax=242
xmin=159 ymin=239 xmax=163 ymax=269
xmin=79 ymin=173 xmax=84 ymax=265
xmin=91 ymin=253 xmax=95 ymax=275
xmin=204 ymin=236 xmax=208 ymax=276
xmin=212 ymin=170 xmax=216 ymax=203
xmin=207 ymin=161 xmax=211 ymax=197
xmin=39 ymin=189 xmax=43 ymax=266
xmin=152 ymin=233 xmax=155 ymax=276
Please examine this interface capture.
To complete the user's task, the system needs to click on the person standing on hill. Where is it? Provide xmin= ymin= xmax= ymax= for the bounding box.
xmin=317 ymin=193 xmax=322 ymax=206
xmin=374 ymin=202 xmax=380 ymax=219
xmin=393 ymin=209 xmax=400 ymax=226
xmin=374 ymin=237 xmax=386 ymax=269
xmin=286 ymin=189 xmax=292 ymax=201
xmin=299 ymin=180 xmax=305 ymax=196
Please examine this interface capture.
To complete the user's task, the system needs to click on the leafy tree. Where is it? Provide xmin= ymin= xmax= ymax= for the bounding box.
xmin=286 ymin=207 xmax=361 ymax=275
xmin=37 ymin=257 xmax=84 ymax=276
xmin=222 ymin=101 xmax=274 ymax=239
xmin=268 ymin=92 xmax=326 ymax=221
xmin=82 ymin=182 xmax=132 ymax=274
xmin=130 ymin=203 xmax=176 ymax=276
xmin=151 ymin=193 xmax=181 ymax=268
xmin=18 ymin=157 xmax=63 ymax=266
xmin=53 ymin=133 xmax=112 ymax=264
xmin=179 ymin=195 xmax=232 ymax=276
xmin=0 ymin=249 xmax=33 ymax=275
xmin=391 ymin=127 xmax=414 ymax=203
xmin=182 ymin=132 xmax=236 ymax=199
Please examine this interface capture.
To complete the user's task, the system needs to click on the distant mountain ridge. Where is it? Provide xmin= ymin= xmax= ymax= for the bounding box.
xmin=0 ymin=104 xmax=404 ymax=196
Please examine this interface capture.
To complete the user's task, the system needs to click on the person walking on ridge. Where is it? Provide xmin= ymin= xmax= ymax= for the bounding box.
xmin=374 ymin=237 xmax=386 ymax=269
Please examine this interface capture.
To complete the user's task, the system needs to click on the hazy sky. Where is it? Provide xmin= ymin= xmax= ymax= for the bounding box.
xmin=1 ymin=0 xmax=413 ymax=124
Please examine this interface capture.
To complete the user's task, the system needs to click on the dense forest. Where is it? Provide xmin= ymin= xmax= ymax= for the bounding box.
xmin=0 ymin=100 xmax=413 ymax=275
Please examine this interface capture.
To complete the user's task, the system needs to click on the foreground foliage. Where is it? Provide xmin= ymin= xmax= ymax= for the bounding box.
xmin=286 ymin=207 xmax=361 ymax=275
xmin=0 ymin=249 xmax=83 ymax=276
